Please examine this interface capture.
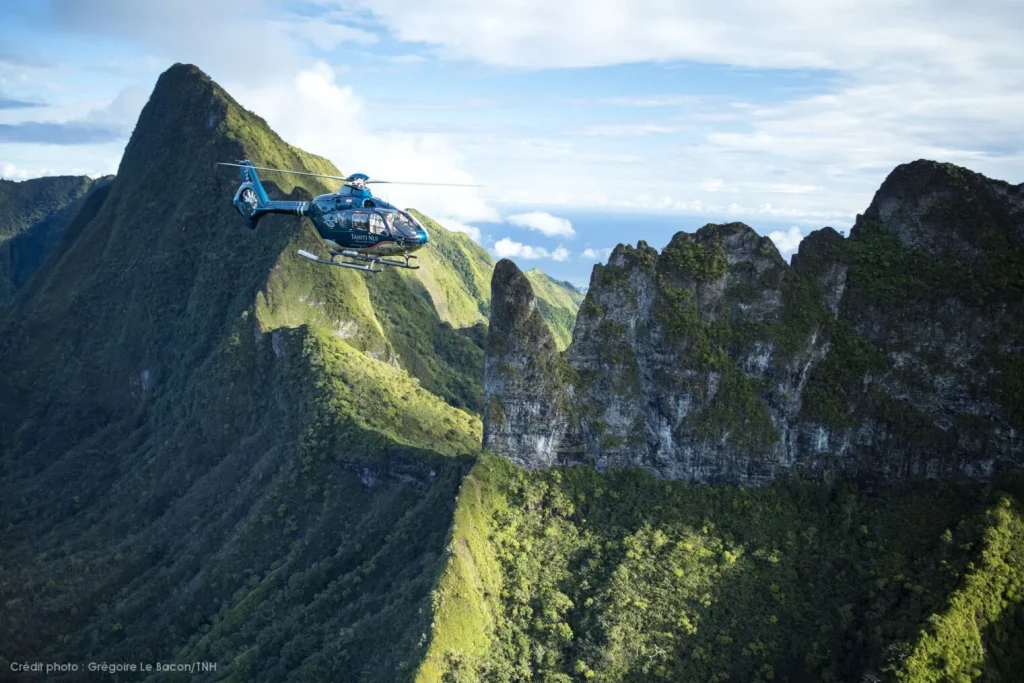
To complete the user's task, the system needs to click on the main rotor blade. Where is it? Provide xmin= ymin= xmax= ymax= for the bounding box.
xmin=365 ymin=180 xmax=483 ymax=187
xmin=216 ymin=163 xmax=483 ymax=187
xmin=216 ymin=162 xmax=349 ymax=182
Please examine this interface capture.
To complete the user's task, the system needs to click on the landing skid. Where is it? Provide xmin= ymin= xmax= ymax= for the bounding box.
xmin=296 ymin=250 xmax=420 ymax=272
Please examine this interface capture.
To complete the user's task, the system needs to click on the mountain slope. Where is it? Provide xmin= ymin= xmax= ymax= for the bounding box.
xmin=526 ymin=268 xmax=585 ymax=350
xmin=0 ymin=63 xmax=481 ymax=682
xmin=406 ymin=211 xmax=584 ymax=350
xmin=0 ymin=174 xmax=110 ymax=305
xmin=421 ymin=456 xmax=1024 ymax=682
xmin=408 ymin=210 xmax=494 ymax=329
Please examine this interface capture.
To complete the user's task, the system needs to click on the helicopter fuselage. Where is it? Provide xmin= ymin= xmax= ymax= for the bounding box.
xmin=225 ymin=160 xmax=433 ymax=270
xmin=304 ymin=186 xmax=429 ymax=257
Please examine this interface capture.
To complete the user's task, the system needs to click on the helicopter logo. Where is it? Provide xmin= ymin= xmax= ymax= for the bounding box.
xmin=218 ymin=160 xmax=479 ymax=272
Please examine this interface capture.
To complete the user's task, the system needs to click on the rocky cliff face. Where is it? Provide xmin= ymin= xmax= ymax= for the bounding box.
xmin=483 ymin=260 xmax=578 ymax=468
xmin=483 ymin=160 xmax=1024 ymax=483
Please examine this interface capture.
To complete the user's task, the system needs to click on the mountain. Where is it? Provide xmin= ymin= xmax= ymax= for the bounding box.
xmin=421 ymin=160 xmax=1024 ymax=683
xmin=483 ymin=160 xmax=1024 ymax=484
xmin=0 ymin=61 xmax=587 ymax=682
xmin=0 ymin=174 xmax=111 ymax=306
xmin=406 ymin=212 xmax=584 ymax=351
xmin=526 ymin=268 xmax=586 ymax=350
xmin=0 ymin=63 xmax=490 ymax=681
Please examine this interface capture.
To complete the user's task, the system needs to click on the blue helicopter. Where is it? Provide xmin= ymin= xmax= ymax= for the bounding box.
xmin=218 ymin=160 xmax=478 ymax=272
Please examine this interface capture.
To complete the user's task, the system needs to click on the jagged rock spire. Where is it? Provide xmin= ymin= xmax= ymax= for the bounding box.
xmin=483 ymin=259 xmax=577 ymax=467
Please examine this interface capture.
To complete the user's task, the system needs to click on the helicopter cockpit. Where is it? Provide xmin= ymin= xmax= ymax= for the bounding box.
xmin=338 ymin=207 xmax=423 ymax=241
xmin=382 ymin=210 xmax=423 ymax=240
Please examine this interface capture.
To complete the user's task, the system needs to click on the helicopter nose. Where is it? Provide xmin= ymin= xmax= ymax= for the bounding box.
xmin=419 ymin=226 xmax=429 ymax=245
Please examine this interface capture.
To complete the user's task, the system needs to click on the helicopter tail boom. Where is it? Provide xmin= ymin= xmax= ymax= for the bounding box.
xmin=228 ymin=160 xmax=309 ymax=229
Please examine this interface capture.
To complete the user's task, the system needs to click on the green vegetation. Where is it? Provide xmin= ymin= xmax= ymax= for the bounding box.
xmin=424 ymin=457 xmax=1024 ymax=682
xmin=800 ymin=217 xmax=1024 ymax=432
xmin=801 ymin=324 xmax=890 ymax=428
xmin=660 ymin=235 xmax=728 ymax=281
xmin=0 ymin=63 xmax=482 ymax=682
xmin=896 ymin=494 xmax=1024 ymax=682
xmin=525 ymin=269 xmax=585 ymax=350
xmin=0 ymin=174 xmax=107 ymax=305
xmin=846 ymin=218 xmax=1024 ymax=312
xmin=408 ymin=211 xmax=494 ymax=329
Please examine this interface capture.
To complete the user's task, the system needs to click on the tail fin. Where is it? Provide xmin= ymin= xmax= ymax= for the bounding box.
xmin=231 ymin=160 xmax=270 ymax=230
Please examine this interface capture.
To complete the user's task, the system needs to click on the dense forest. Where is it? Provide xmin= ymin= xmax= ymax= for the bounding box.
xmin=423 ymin=457 xmax=1024 ymax=682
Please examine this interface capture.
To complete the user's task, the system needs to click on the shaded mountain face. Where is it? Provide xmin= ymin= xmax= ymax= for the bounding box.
xmin=484 ymin=160 xmax=1024 ymax=483
xmin=0 ymin=63 xmax=492 ymax=681
xmin=0 ymin=174 xmax=111 ymax=305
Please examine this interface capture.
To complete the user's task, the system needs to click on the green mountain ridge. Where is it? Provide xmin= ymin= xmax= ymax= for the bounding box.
xmin=0 ymin=174 xmax=111 ymax=306
xmin=525 ymin=268 xmax=586 ymax=350
xmin=0 ymin=63 xmax=486 ymax=681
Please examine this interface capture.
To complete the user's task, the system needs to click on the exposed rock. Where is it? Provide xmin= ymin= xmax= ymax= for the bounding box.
xmin=483 ymin=260 xmax=578 ymax=468
xmin=483 ymin=161 xmax=1024 ymax=484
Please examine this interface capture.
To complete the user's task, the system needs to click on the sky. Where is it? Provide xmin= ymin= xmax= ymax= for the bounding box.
xmin=1 ymin=1 xmax=1022 ymax=287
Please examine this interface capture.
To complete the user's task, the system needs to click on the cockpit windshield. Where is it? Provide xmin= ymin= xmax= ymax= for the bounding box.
xmin=383 ymin=210 xmax=422 ymax=239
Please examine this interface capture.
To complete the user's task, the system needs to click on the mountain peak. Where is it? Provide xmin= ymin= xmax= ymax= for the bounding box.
xmin=853 ymin=159 xmax=1023 ymax=258
xmin=484 ymin=258 xmax=575 ymax=467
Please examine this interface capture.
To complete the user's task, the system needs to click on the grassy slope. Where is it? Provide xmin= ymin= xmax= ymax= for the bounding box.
xmin=359 ymin=213 xmax=585 ymax=409
xmin=525 ymin=268 xmax=585 ymax=350
xmin=408 ymin=210 xmax=494 ymax=329
xmin=422 ymin=457 xmax=1024 ymax=682
xmin=405 ymin=211 xmax=584 ymax=351
xmin=0 ymin=63 xmax=481 ymax=682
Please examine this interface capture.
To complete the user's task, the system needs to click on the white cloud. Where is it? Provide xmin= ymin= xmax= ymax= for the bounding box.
xmin=269 ymin=19 xmax=379 ymax=50
xmin=436 ymin=217 xmax=482 ymax=243
xmin=551 ymin=245 xmax=570 ymax=261
xmin=343 ymin=1 xmax=1023 ymax=73
xmin=581 ymin=247 xmax=614 ymax=261
xmin=507 ymin=211 xmax=575 ymax=238
xmin=45 ymin=0 xmax=308 ymax=84
xmin=333 ymin=0 xmax=1024 ymax=222
xmin=576 ymin=123 xmax=682 ymax=137
xmin=10 ymin=0 xmax=1022 ymax=236
xmin=2 ymin=161 xmax=53 ymax=179
xmin=493 ymin=237 xmax=555 ymax=260
xmin=766 ymin=226 xmax=806 ymax=255
xmin=229 ymin=62 xmax=499 ymax=223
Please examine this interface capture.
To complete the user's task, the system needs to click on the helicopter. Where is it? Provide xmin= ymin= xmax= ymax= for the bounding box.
xmin=218 ymin=160 xmax=479 ymax=272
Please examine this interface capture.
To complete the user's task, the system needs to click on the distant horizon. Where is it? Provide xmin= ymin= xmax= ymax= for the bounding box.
xmin=2 ymin=1 xmax=1021 ymax=288
xmin=447 ymin=205 xmax=853 ymax=288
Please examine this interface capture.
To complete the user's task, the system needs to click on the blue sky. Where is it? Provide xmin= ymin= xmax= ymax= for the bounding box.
xmin=1 ymin=0 xmax=1022 ymax=287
